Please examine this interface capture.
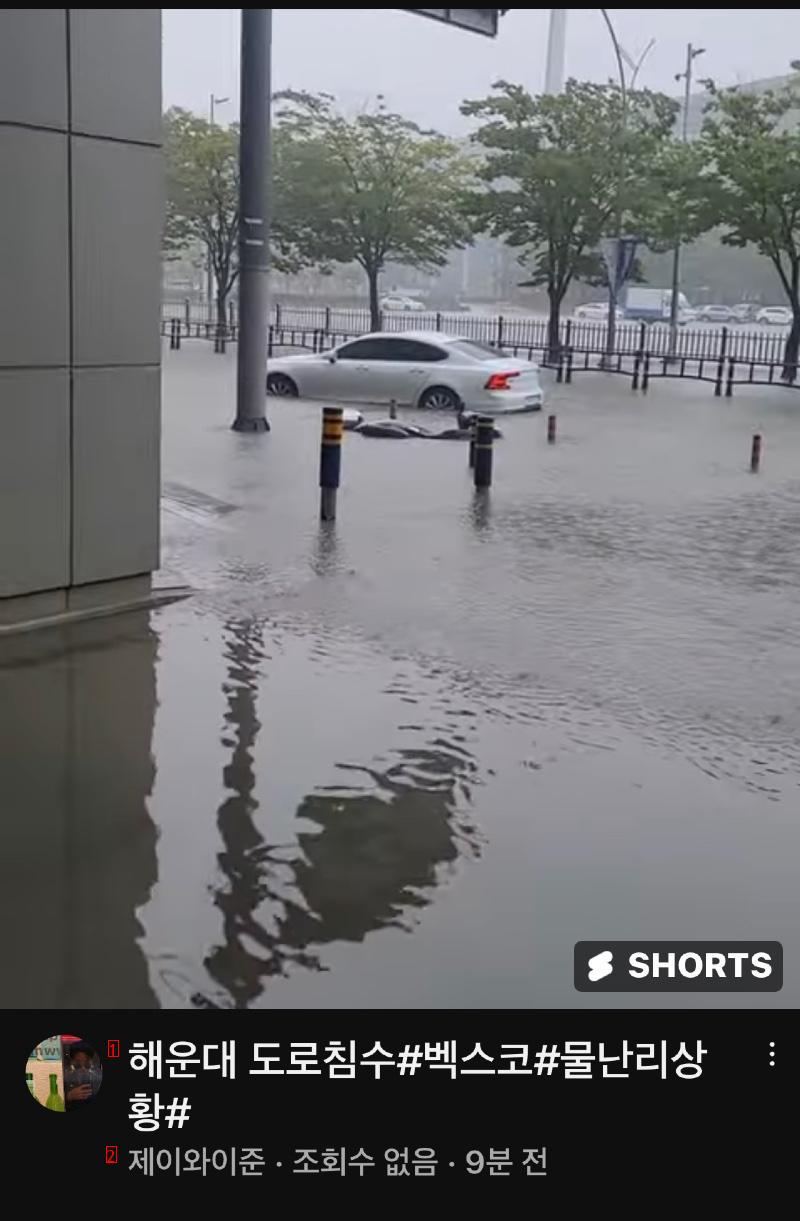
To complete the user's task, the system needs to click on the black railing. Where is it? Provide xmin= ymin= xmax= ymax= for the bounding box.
xmin=162 ymin=300 xmax=792 ymax=366
xmin=161 ymin=317 xmax=800 ymax=395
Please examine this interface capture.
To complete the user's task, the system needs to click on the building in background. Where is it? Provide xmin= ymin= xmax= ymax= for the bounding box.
xmin=679 ymin=72 xmax=798 ymax=140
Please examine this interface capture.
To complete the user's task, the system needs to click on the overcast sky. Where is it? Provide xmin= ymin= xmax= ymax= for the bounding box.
xmin=163 ymin=8 xmax=797 ymax=131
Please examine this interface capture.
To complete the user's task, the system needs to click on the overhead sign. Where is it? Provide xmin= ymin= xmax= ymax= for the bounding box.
xmin=404 ymin=9 xmax=508 ymax=37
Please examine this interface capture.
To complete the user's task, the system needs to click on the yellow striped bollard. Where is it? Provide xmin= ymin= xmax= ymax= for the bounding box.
xmin=319 ymin=405 xmax=344 ymax=520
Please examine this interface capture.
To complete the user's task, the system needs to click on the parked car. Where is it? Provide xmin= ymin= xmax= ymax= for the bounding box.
xmin=573 ymin=302 xmax=623 ymax=322
xmin=266 ymin=331 xmax=543 ymax=414
xmin=380 ymin=294 xmax=426 ymax=312
xmin=695 ymin=304 xmax=735 ymax=323
xmin=756 ymin=305 xmax=793 ymax=326
xmin=731 ymin=303 xmax=760 ymax=323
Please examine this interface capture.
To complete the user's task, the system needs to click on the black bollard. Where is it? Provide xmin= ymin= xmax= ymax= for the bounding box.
xmin=547 ymin=414 xmax=556 ymax=444
xmin=750 ymin=433 xmax=762 ymax=473
xmin=726 ymin=359 xmax=735 ymax=398
xmin=714 ymin=326 xmax=729 ymax=396
xmin=389 ymin=399 xmax=397 ymax=420
xmin=319 ymin=406 xmax=344 ymax=520
xmin=473 ymin=415 xmax=494 ymax=489
xmin=468 ymin=418 xmax=477 ymax=469
xmin=642 ymin=353 xmax=650 ymax=393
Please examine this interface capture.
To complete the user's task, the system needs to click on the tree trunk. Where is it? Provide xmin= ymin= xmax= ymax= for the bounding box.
xmin=782 ymin=312 xmax=800 ymax=383
xmin=212 ymin=289 xmax=227 ymax=354
xmin=546 ymin=290 xmax=563 ymax=364
xmin=367 ymin=267 xmax=381 ymax=331
xmin=216 ymin=291 xmax=228 ymax=332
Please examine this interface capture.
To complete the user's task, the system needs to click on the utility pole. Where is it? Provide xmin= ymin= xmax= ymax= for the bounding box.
xmin=543 ymin=9 xmax=567 ymax=95
xmin=667 ymin=43 xmax=704 ymax=360
xmin=599 ymin=10 xmax=654 ymax=366
xmin=207 ymin=94 xmax=229 ymax=322
xmin=232 ymin=9 xmax=271 ymax=432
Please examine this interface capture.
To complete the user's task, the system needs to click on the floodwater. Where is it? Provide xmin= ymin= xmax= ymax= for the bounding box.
xmin=3 ymin=344 xmax=799 ymax=1008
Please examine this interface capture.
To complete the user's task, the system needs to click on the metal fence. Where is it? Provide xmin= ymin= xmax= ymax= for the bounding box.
xmin=161 ymin=315 xmax=800 ymax=395
xmin=161 ymin=299 xmax=792 ymax=365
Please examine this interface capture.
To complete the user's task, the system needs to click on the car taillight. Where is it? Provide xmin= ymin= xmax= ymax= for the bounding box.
xmin=485 ymin=371 xmax=520 ymax=391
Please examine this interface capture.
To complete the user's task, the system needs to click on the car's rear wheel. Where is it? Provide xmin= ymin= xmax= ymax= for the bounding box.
xmin=419 ymin=385 xmax=461 ymax=412
xmin=266 ymin=372 xmax=298 ymax=397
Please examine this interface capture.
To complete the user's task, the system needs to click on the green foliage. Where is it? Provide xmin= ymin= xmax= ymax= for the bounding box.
xmin=164 ymin=107 xmax=240 ymax=312
xmin=638 ymin=138 xmax=714 ymax=253
xmin=460 ymin=79 xmax=679 ymax=313
xmin=273 ymin=92 xmax=476 ymax=323
xmin=700 ymin=82 xmax=800 ymax=303
xmin=700 ymin=78 xmax=800 ymax=375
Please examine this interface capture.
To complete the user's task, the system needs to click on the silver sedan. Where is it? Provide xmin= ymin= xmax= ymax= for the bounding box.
xmin=266 ymin=331 xmax=543 ymax=415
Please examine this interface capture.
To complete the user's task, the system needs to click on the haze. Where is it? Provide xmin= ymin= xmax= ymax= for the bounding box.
xmin=163 ymin=8 xmax=799 ymax=130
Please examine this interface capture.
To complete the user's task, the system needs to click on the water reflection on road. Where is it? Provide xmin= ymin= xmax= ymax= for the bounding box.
xmin=202 ymin=618 xmax=478 ymax=1008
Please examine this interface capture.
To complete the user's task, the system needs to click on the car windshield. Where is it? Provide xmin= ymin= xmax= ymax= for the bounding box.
xmin=446 ymin=339 xmax=507 ymax=360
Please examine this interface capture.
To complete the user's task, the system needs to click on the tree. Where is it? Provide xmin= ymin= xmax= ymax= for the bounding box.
xmin=164 ymin=108 xmax=240 ymax=335
xmin=274 ymin=93 xmax=476 ymax=329
xmin=460 ymin=80 xmax=678 ymax=360
xmin=637 ymin=138 xmax=713 ymax=255
xmin=700 ymin=80 xmax=800 ymax=379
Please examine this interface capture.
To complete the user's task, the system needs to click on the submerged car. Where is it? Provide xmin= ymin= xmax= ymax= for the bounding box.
xmin=266 ymin=332 xmax=543 ymax=414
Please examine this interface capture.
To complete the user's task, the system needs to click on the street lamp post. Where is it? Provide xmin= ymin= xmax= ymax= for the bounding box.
xmin=206 ymin=94 xmax=230 ymax=321
xmin=210 ymin=93 xmax=229 ymax=126
xmin=667 ymin=43 xmax=705 ymax=360
xmin=599 ymin=10 xmax=654 ymax=365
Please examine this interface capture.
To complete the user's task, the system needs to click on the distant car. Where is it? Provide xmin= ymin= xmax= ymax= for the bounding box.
xmin=380 ymin=294 xmax=426 ymax=313
xmin=573 ymin=302 xmax=623 ymax=322
xmin=695 ymin=304 xmax=735 ymax=323
xmin=266 ymin=331 xmax=543 ymax=414
xmin=731 ymin=303 xmax=759 ymax=323
xmin=756 ymin=305 xmax=793 ymax=326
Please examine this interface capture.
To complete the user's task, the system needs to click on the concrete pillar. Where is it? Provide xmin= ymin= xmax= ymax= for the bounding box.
xmin=0 ymin=10 xmax=162 ymax=629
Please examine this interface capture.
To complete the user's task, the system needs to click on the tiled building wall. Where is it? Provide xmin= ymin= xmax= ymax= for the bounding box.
xmin=0 ymin=10 xmax=162 ymax=615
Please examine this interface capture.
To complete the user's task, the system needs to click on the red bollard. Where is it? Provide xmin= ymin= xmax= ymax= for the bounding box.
xmin=547 ymin=414 xmax=557 ymax=444
xmin=750 ymin=433 xmax=762 ymax=473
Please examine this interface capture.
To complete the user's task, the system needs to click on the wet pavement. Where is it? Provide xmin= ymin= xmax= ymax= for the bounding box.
xmin=4 ymin=342 xmax=800 ymax=1009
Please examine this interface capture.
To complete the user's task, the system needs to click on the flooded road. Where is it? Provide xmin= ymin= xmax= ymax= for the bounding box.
xmin=3 ymin=344 xmax=799 ymax=1007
